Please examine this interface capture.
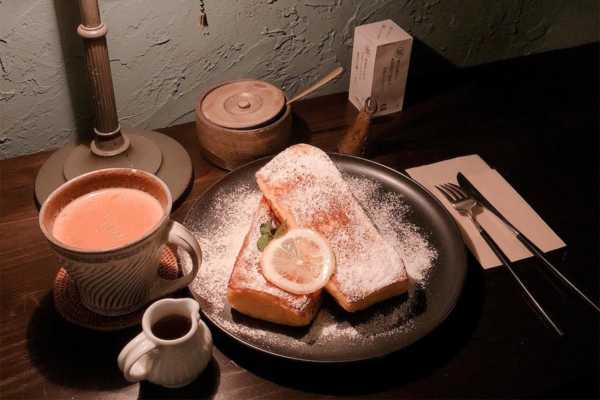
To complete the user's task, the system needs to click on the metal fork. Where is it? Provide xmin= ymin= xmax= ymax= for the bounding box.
xmin=436 ymin=182 xmax=564 ymax=336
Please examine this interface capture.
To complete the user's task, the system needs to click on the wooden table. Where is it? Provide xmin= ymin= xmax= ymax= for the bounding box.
xmin=1 ymin=44 xmax=598 ymax=399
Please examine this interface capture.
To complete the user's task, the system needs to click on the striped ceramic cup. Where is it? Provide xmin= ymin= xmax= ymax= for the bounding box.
xmin=39 ymin=168 xmax=201 ymax=316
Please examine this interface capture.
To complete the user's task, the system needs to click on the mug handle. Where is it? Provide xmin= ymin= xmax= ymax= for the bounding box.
xmin=146 ymin=221 xmax=201 ymax=302
xmin=117 ymin=332 xmax=157 ymax=382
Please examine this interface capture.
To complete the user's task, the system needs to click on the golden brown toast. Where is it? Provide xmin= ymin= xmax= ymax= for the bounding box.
xmin=227 ymin=197 xmax=322 ymax=326
xmin=256 ymin=144 xmax=408 ymax=312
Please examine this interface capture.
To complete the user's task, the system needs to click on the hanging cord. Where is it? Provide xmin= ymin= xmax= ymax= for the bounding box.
xmin=199 ymin=0 xmax=208 ymax=28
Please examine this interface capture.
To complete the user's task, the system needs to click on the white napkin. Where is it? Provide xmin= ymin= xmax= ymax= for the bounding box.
xmin=406 ymin=155 xmax=566 ymax=269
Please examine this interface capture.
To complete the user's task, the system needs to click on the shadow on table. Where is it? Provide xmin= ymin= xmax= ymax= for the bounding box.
xmin=137 ymin=358 xmax=220 ymax=399
xmin=213 ymin=259 xmax=484 ymax=396
xmin=26 ymin=293 xmax=133 ymax=391
xmin=26 ymin=292 xmax=221 ymax=397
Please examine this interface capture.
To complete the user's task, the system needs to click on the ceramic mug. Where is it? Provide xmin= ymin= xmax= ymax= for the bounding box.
xmin=118 ymin=298 xmax=213 ymax=388
xmin=39 ymin=168 xmax=201 ymax=316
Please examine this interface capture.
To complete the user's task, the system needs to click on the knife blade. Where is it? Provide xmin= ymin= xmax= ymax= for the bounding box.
xmin=456 ymin=172 xmax=519 ymax=234
xmin=456 ymin=172 xmax=600 ymax=313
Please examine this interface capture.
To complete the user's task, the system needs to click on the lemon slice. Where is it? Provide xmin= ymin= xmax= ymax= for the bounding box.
xmin=260 ymin=228 xmax=335 ymax=295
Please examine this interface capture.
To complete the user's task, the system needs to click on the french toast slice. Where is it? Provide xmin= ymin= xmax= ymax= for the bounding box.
xmin=227 ymin=197 xmax=322 ymax=326
xmin=256 ymin=144 xmax=408 ymax=312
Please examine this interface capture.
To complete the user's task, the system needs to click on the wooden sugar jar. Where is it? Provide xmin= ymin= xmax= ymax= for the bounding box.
xmin=195 ymin=79 xmax=291 ymax=170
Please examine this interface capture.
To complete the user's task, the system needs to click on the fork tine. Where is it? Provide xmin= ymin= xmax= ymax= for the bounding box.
xmin=441 ymin=183 xmax=465 ymax=200
xmin=447 ymin=183 xmax=467 ymax=196
xmin=435 ymin=184 xmax=457 ymax=203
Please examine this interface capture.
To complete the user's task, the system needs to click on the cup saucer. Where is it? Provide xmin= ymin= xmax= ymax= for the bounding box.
xmin=53 ymin=246 xmax=181 ymax=331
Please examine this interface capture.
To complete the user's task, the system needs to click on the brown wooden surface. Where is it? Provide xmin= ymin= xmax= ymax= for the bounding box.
xmin=1 ymin=44 xmax=598 ymax=399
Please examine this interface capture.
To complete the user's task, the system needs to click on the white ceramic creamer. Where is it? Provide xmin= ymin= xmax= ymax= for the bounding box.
xmin=118 ymin=298 xmax=213 ymax=388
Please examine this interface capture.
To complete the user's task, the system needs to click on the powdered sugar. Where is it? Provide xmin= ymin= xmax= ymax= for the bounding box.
xmin=345 ymin=175 xmax=437 ymax=283
xmin=229 ymin=198 xmax=317 ymax=311
xmin=190 ymin=185 xmax=260 ymax=314
xmin=256 ymin=144 xmax=407 ymax=304
xmin=187 ymin=172 xmax=437 ymax=350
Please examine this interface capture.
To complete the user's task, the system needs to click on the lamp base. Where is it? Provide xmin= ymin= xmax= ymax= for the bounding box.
xmin=63 ymin=133 xmax=163 ymax=180
xmin=34 ymin=128 xmax=193 ymax=205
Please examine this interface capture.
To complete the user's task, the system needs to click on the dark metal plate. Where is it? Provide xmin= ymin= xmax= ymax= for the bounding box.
xmin=184 ymin=154 xmax=466 ymax=363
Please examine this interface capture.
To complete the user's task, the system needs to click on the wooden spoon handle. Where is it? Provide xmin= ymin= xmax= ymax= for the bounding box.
xmin=287 ymin=67 xmax=344 ymax=105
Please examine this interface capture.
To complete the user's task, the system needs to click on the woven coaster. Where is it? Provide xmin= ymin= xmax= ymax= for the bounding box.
xmin=53 ymin=246 xmax=181 ymax=331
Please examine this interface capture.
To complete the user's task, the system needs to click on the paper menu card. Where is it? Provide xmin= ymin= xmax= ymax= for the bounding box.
xmin=406 ymin=155 xmax=566 ymax=269
xmin=348 ymin=19 xmax=412 ymax=117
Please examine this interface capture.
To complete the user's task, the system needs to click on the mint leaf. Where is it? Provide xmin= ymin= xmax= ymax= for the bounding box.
xmin=257 ymin=233 xmax=272 ymax=251
xmin=260 ymin=223 xmax=273 ymax=235
xmin=258 ymin=219 xmax=287 ymax=251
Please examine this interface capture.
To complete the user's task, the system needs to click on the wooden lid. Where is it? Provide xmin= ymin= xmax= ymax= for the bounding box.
xmin=200 ymin=80 xmax=286 ymax=129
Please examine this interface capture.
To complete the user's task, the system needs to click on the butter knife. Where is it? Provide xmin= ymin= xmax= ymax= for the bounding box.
xmin=457 ymin=172 xmax=600 ymax=313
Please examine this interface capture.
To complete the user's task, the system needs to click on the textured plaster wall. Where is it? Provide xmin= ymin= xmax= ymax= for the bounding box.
xmin=0 ymin=0 xmax=597 ymax=159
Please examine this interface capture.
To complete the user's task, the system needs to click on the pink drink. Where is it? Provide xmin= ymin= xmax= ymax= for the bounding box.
xmin=52 ymin=188 xmax=163 ymax=251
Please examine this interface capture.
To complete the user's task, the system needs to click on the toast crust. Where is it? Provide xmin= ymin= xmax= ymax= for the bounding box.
xmin=227 ymin=197 xmax=321 ymax=326
xmin=256 ymin=144 xmax=408 ymax=312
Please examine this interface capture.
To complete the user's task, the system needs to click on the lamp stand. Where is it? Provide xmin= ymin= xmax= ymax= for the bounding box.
xmin=34 ymin=0 xmax=192 ymax=204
